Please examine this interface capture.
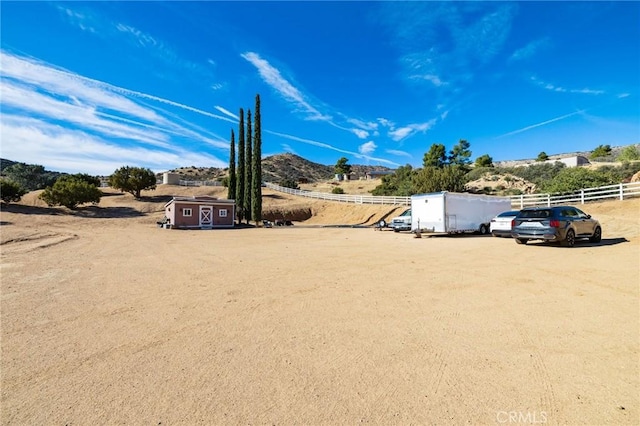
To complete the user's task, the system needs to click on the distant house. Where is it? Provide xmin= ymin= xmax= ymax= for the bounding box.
xmin=164 ymin=196 xmax=235 ymax=229
xmin=365 ymin=170 xmax=394 ymax=180
xmin=544 ymin=156 xmax=591 ymax=168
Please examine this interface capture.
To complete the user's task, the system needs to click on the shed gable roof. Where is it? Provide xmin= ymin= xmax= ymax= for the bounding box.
xmin=164 ymin=196 xmax=235 ymax=209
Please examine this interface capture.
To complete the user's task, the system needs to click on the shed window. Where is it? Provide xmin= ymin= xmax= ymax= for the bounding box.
xmin=219 ymin=209 xmax=227 ymax=217
xmin=183 ymin=208 xmax=192 ymax=217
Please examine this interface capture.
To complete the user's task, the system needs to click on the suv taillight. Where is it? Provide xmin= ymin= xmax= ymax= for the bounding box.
xmin=511 ymin=219 xmax=516 ymax=227
xmin=549 ymin=219 xmax=560 ymax=228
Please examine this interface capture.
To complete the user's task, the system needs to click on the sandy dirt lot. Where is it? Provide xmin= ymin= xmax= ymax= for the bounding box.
xmin=1 ymin=187 xmax=638 ymax=425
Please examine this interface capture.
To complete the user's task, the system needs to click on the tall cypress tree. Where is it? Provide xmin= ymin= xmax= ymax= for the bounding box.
xmin=244 ymin=109 xmax=252 ymax=224
xmin=227 ymin=129 xmax=236 ymax=202
xmin=236 ymin=108 xmax=245 ymax=222
xmin=251 ymin=94 xmax=262 ymax=224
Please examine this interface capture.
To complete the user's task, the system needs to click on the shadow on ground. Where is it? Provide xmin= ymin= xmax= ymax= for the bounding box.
xmin=519 ymin=237 xmax=628 ymax=248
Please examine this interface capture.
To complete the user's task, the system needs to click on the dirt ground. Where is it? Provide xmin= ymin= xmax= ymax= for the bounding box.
xmin=1 ymin=187 xmax=638 ymax=425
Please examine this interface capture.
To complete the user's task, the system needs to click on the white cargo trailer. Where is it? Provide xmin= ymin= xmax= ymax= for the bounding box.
xmin=411 ymin=192 xmax=512 ymax=234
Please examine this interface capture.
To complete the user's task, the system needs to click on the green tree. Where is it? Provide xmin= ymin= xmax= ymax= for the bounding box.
xmin=236 ymin=108 xmax=245 ymax=222
xmin=536 ymin=151 xmax=549 ymax=162
xmin=371 ymin=165 xmax=415 ymax=196
xmin=227 ymin=129 xmax=236 ymax=201
xmin=108 ymin=166 xmax=156 ymax=198
xmin=590 ymin=144 xmax=612 ymax=159
xmin=334 ymin=157 xmax=352 ymax=176
xmin=474 ymin=154 xmax=494 ymax=168
xmin=279 ymin=178 xmax=299 ymax=189
xmin=67 ymin=173 xmax=101 ymax=187
xmin=617 ymin=145 xmax=640 ymax=162
xmin=423 ymin=144 xmax=447 ymax=168
xmin=40 ymin=175 xmax=102 ymax=209
xmin=3 ymin=163 xmax=59 ymax=191
xmin=0 ymin=179 xmax=27 ymax=203
xmin=251 ymin=94 xmax=263 ymax=225
xmin=244 ymin=109 xmax=253 ymax=224
xmin=414 ymin=165 xmax=467 ymax=193
xmin=448 ymin=139 xmax=472 ymax=167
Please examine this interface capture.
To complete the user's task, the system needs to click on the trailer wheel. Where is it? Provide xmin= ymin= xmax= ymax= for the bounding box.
xmin=478 ymin=224 xmax=489 ymax=235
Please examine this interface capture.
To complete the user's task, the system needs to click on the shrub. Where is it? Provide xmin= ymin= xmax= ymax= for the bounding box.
xmin=39 ymin=175 xmax=102 ymax=209
xmin=279 ymin=178 xmax=299 ymax=190
xmin=617 ymin=145 xmax=640 ymax=162
xmin=539 ymin=167 xmax=617 ymax=194
xmin=590 ymin=144 xmax=612 ymax=159
xmin=465 ymin=167 xmax=494 ymax=182
xmin=536 ymin=152 xmax=549 ymax=162
xmin=331 ymin=187 xmax=345 ymax=194
xmin=0 ymin=179 xmax=27 ymax=203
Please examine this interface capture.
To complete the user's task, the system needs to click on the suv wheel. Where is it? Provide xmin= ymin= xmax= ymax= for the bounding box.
xmin=562 ymin=229 xmax=576 ymax=247
xmin=589 ymin=226 xmax=602 ymax=243
xmin=478 ymin=224 xmax=488 ymax=235
xmin=515 ymin=238 xmax=527 ymax=245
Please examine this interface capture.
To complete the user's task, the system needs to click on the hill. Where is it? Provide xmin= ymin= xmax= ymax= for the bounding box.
xmin=165 ymin=153 xmax=393 ymax=184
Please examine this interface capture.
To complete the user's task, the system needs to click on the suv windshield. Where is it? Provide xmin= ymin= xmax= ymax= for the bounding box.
xmin=519 ymin=209 xmax=551 ymax=219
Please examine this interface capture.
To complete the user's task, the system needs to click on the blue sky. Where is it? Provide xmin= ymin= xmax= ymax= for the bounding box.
xmin=1 ymin=1 xmax=639 ymax=176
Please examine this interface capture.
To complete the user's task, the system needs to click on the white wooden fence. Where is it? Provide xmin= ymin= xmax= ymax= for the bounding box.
xmin=264 ymin=183 xmax=411 ymax=205
xmin=177 ymin=180 xmax=223 ymax=187
xmin=510 ymin=182 xmax=640 ymax=208
xmin=264 ymin=181 xmax=640 ymax=208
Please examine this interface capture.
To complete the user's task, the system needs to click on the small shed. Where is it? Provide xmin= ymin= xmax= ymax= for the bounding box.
xmin=164 ymin=196 xmax=235 ymax=229
xmin=163 ymin=172 xmax=181 ymax=185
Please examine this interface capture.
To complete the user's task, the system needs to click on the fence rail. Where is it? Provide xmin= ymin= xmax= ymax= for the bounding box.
xmin=264 ymin=183 xmax=411 ymax=205
xmin=175 ymin=180 xmax=223 ymax=187
xmin=510 ymin=181 xmax=640 ymax=208
xmin=264 ymin=181 xmax=640 ymax=208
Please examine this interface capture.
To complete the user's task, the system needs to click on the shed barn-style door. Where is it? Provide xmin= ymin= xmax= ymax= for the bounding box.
xmin=199 ymin=206 xmax=213 ymax=228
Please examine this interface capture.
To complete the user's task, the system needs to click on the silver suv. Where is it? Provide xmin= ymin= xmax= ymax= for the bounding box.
xmin=511 ymin=206 xmax=602 ymax=247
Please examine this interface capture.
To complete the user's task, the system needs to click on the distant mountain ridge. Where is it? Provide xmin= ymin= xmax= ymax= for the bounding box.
xmin=167 ymin=153 xmax=393 ymax=183
xmin=3 ymin=143 xmax=638 ymax=184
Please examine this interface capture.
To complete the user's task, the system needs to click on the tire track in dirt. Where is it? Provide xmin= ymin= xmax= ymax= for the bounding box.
xmin=1 ymin=232 xmax=78 ymax=254
xmin=428 ymin=310 xmax=461 ymax=396
xmin=515 ymin=322 xmax=558 ymax=422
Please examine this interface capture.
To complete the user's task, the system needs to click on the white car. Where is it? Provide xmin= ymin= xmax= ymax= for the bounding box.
xmin=490 ymin=210 xmax=520 ymax=237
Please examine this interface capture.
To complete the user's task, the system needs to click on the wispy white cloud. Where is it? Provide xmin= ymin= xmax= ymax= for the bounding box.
xmin=496 ymin=110 xmax=586 ymax=139
xmin=281 ymin=144 xmax=298 ymax=155
xmin=377 ymin=118 xmax=395 ymax=128
xmin=241 ymin=52 xmax=330 ymax=121
xmin=386 ymin=149 xmax=412 ymax=158
xmin=530 ymin=76 xmax=605 ymax=95
xmin=56 ymin=4 xmax=218 ymax=84
xmin=358 ymin=141 xmax=377 ymax=155
xmin=0 ymin=50 xmax=233 ymax=174
xmin=56 ymin=5 xmax=97 ymax=33
xmin=410 ymin=74 xmax=448 ymax=87
xmin=379 ymin=2 xmax=516 ymax=89
xmin=214 ymin=106 xmax=238 ymax=120
xmin=352 ymin=129 xmax=369 ymax=139
xmin=265 ymin=130 xmax=399 ymax=167
xmin=1 ymin=115 xmax=226 ymax=175
xmin=510 ymin=37 xmax=551 ymax=62
xmin=388 ymin=119 xmax=437 ymax=142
